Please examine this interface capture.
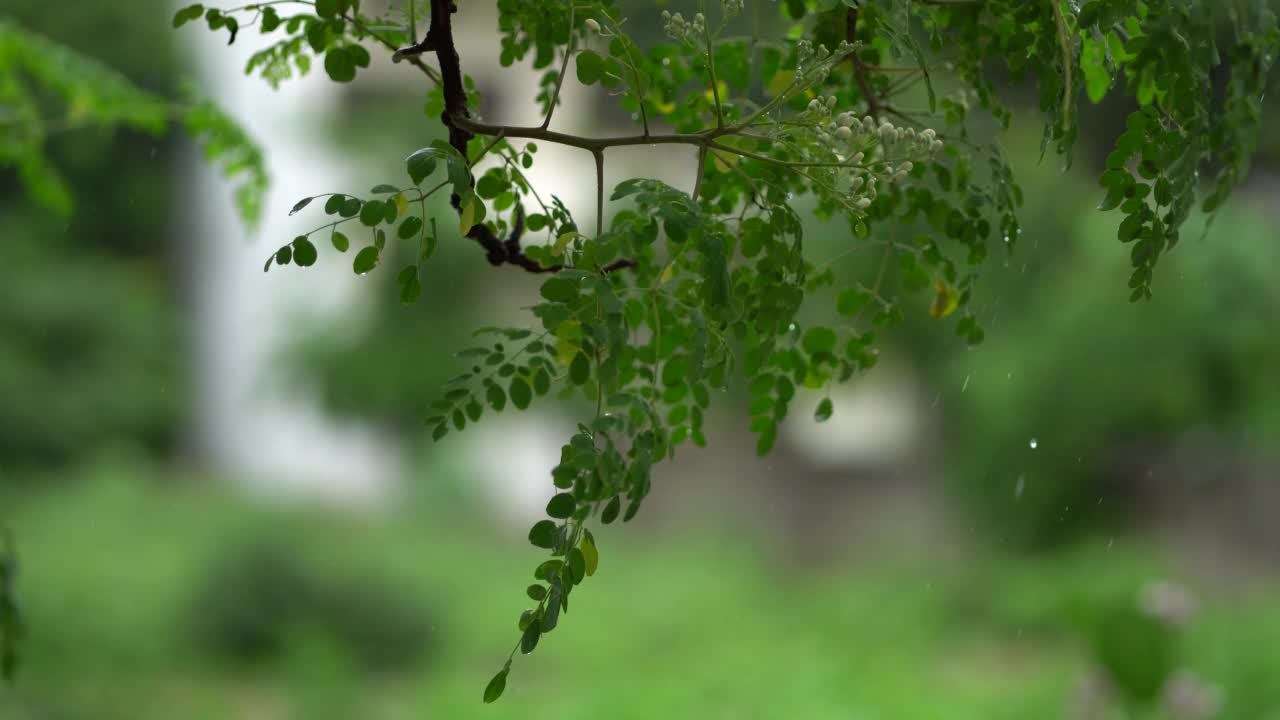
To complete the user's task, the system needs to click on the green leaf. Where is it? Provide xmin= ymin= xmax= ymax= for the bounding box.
xmin=330 ymin=231 xmax=350 ymax=252
xmin=802 ymin=327 xmax=837 ymax=355
xmin=580 ymin=536 xmax=599 ymax=576
xmin=315 ymin=0 xmax=340 ymax=19
xmin=371 ymin=184 xmax=399 ymax=194
xmin=520 ymin=619 xmax=541 ymax=654
xmin=546 ymin=493 xmax=575 ymax=519
xmin=339 ymin=197 xmax=362 ymax=218
xmin=529 ymin=520 xmax=558 ymax=549
xmin=289 ymin=196 xmax=314 ymax=216
xmin=398 ymin=216 xmax=424 ymax=239
xmin=542 ymin=586 xmax=561 ymax=631
xmin=324 ymin=195 xmax=345 ymax=214
xmin=483 ymin=668 xmax=508 ymax=703
xmin=569 ymin=352 xmax=591 ymax=385
xmin=173 ymin=4 xmax=205 ymax=28
xmin=291 ymin=237 xmax=318 ymax=267
xmin=486 ymin=384 xmax=507 ymax=411
xmin=510 ymin=377 xmax=533 ymax=410
xmin=661 ymin=355 xmax=690 ymax=386
xmin=359 ymin=200 xmax=385 ymax=227
xmin=568 ymin=547 xmax=586 ymax=584
xmin=459 ymin=194 xmax=478 ymax=235
xmin=576 ymin=50 xmax=604 ymax=85
xmin=349 ymin=44 xmax=371 ymax=68
xmin=601 ymin=496 xmax=621 ymax=524
xmin=353 ymin=246 xmax=380 ymax=274
xmin=533 ymin=368 xmax=551 ymax=396
xmin=526 ymin=584 xmax=546 ymax=601
xmin=397 ymin=266 xmax=421 ymax=304
xmin=534 ymin=560 xmax=562 ymax=581
xmin=324 ymin=47 xmax=356 ymax=83
xmin=540 ymin=276 xmax=578 ymax=303
xmin=814 ymin=397 xmax=833 ymax=423
xmin=837 ymin=288 xmax=869 ymax=316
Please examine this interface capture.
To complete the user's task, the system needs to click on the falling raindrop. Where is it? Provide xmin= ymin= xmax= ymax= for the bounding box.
xmin=1014 ymin=475 xmax=1025 ymax=498
xmin=961 ymin=374 xmax=970 ymax=393
xmin=1029 ymin=438 xmax=1038 ymax=449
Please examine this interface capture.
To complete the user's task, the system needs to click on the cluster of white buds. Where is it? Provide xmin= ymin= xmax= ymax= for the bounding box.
xmin=795 ymin=39 xmax=857 ymax=82
xmin=796 ymin=108 xmax=948 ymax=212
xmin=660 ymin=11 xmax=706 ymax=43
xmin=721 ymin=0 xmax=744 ymax=18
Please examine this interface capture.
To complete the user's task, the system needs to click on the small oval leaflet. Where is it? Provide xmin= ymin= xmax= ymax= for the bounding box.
xmin=545 ymin=493 xmax=575 ymax=520
xmin=600 ymin=496 xmax=621 ymax=525
xmin=352 ymin=246 xmax=380 ymax=274
xmin=509 ymin=377 xmax=532 ymax=410
xmin=528 ymin=520 xmax=558 ymax=549
xmin=567 ymin=547 xmax=586 ymax=584
xmin=324 ymin=47 xmax=356 ymax=83
xmin=520 ymin=620 xmax=540 ymax=655
xmin=482 ymin=668 xmax=508 ymax=704
xmin=291 ymin=237 xmax=317 ymax=267
xmin=288 ymin=196 xmax=314 ymax=215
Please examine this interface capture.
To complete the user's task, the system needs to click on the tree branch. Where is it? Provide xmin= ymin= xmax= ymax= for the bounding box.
xmin=414 ymin=0 xmax=636 ymax=275
xmin=847 ymin=9 xmax=881 ymax=122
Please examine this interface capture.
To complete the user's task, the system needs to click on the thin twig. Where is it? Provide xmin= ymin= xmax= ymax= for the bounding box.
xmin=541 ymin=3 xmax=575 ymax=129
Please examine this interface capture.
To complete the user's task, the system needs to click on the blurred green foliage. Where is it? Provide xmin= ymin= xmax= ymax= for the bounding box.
xmin=0 ymin=0 xmax=186 ymax=470
xmin=931 ymin=142 xmax=1280 ymax=547
xmin=190 ymin=537 xmax=435 ymax=671
xmin=2 ymin=465 xmax=1278 ymax=718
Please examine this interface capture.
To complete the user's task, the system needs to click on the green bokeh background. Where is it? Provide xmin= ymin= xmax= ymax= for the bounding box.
xmin=2 ymin=1 xmax=1279 ymax=718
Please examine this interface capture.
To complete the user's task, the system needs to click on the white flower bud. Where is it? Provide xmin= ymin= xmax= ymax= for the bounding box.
xmin=851 ymin=152 xmax=864 ymax=164
xmin=921 ymin=128 xmax=936 ymax=141
xmin=585 ymin=18 xmax=601 ymax=33
xmin=862 ymin=116 xmax=876 ymax=132
xmin=836 ymin=112 xmax=854 ymax=127
xmin=855 ymin=197 xmax=872 ymax=209
xmin=834 ymin=126 xmax=852 ymax=140
xmin=900 ymin=161 xmax=913 ymax=173
xmin=930 ymin=139 xmax=944 ymax=153
xmin=850 ymin=176 xmax=865 ymax=190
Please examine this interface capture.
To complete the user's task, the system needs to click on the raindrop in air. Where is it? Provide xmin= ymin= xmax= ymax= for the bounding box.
xmin=961 ymin=374 xmax=970 ymax=392
xmin=1029 ymin=438 xmax=1038 ymax=449
xmin=1015 ymin=475 xmax=1025 ymax=498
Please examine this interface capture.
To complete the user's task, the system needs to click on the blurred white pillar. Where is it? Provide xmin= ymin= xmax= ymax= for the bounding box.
xmin=179 ymin=3 xmax=399 ymax=505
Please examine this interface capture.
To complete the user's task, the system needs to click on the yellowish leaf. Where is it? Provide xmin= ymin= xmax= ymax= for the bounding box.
xmin=459 ymin=194 xmax=476 ymax=235
xmin=766 ymin=70 xmax=796 ymax=98
xmin=552 ymin=231 xmax=579 ymax=257
xmin=581 ymin=537 xmax=599 ymax=577
xmin=930 ymin=281 xmax=959 ymax=319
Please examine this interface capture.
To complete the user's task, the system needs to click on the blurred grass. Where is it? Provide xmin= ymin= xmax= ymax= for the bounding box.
xmin=3 ymin=460 xmax=1277 ymax=719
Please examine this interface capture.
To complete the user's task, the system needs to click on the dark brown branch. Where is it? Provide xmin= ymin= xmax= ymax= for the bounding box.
xmin=420 ymin=0 xmax=639 ymax=275
xmin=847 ymin=9 xmax=881 ymax=122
